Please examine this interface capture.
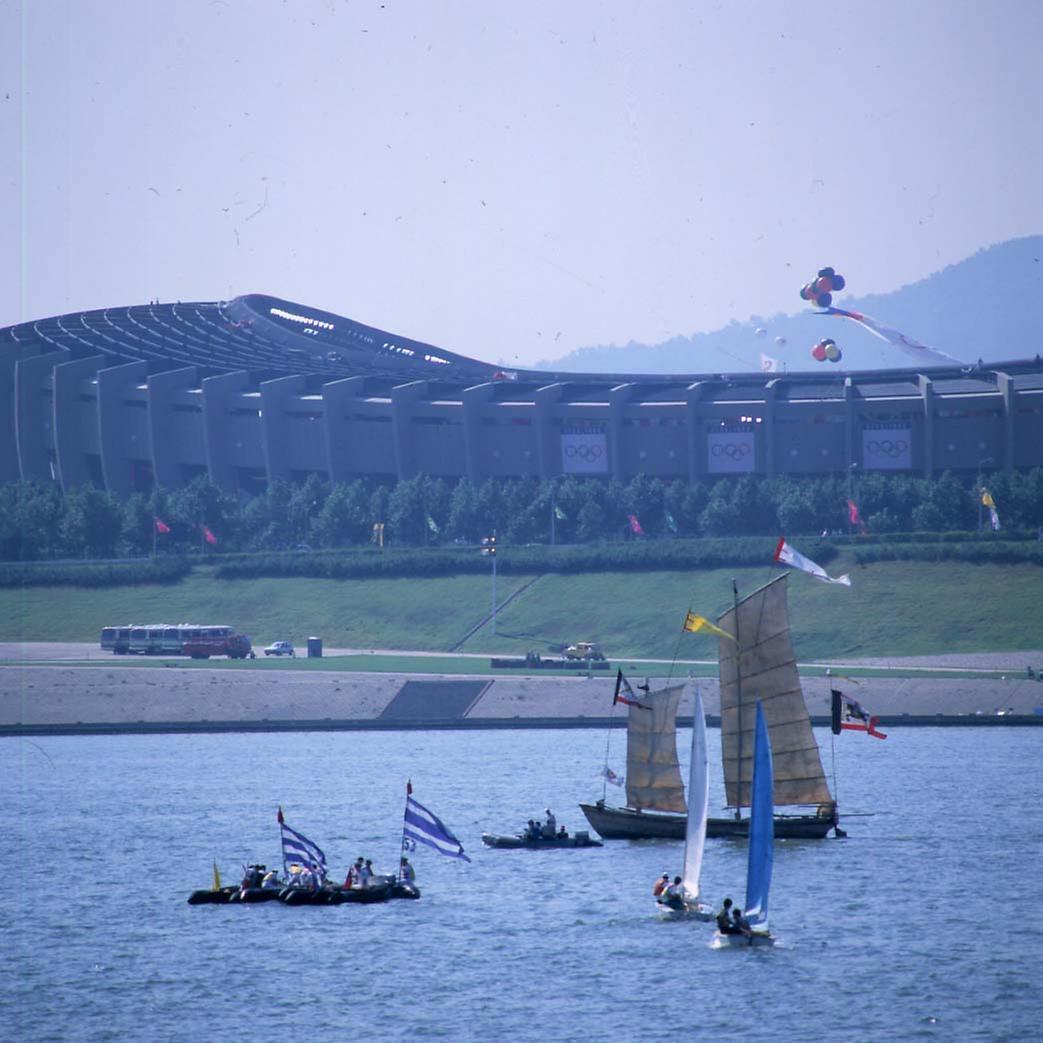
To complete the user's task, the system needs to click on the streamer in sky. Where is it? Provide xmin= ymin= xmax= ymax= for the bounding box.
xmin=820 ymin=307 xmax=964 ymax=366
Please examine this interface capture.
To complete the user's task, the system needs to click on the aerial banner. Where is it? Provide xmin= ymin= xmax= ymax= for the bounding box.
xmin=561 ymin=425 xmax=608 ymax=474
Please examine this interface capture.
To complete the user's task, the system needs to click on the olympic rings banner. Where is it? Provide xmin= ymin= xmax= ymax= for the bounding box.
xmin=707 ymin=431 xmax=755 ymax=473
xmin=561 ymin=425 xmax=608 ymax=474
xmin=862 ymin=424 xmax=912 ymax=470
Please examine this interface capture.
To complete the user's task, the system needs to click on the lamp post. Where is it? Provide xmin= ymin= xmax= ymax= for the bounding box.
xmin=481 ymin=532 xmax=497 ymax=635
xmin=977 ymin=456 xmax=994 ymax=532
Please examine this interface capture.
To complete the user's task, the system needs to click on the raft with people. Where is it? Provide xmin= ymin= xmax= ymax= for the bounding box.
xmin=481 ymin=811 xmax=602 ymax=849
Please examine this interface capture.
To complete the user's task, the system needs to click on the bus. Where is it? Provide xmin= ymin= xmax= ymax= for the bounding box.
xmin=99 ymin=624 xmax=253 ymax=659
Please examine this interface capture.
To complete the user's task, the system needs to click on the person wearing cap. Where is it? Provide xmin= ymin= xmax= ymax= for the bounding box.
xmin=653 ymin=873 xmax=670 ymax=897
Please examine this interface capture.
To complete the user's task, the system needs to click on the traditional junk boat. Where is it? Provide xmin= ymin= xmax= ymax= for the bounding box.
xmin=580 ymin=574 xmax=840 ymax=840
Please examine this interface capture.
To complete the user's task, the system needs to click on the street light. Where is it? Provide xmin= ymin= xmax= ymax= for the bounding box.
xmin=481 ymin=532 xmax=497 ymax=635
xmin=977 ymin=457 xmax=994 ymax=532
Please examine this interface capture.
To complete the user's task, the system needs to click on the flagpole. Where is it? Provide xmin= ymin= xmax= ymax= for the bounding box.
xmin=399 ymin=780 xmax=411 ymax=880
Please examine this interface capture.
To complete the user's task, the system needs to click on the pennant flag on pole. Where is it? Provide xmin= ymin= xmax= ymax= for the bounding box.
xmin=774 ymin=537 xmax=851 ymax=586
xmin=612 ymin=669 xmax=650 ymax=710
xmin=628 ymin=514 xmax=644 ymax=536
xmin=981 ymin=490 xmax=1001 ymax=530
xmin=831 ymin=689 xmax=887 ymax=739
xmin=426 ymin=514 xmax=439 ymax=534
xmin=554 ymin=505 xmax=567 ymax=521
xmin=402 ymin=790 xmax=470 ymax=863
xmin=846 ymin=499 xmax=867 ymax=534
xmin=203 ymin=526 xmax=218 ymax=545
xmin=600 ymin=766 xmax=624 ymax=787
xmin=154 ymin=517 xmax=171 ymax=534
xmin=683 ymin=611 xmax=735 ymax=641
xmin=277 ymin=809 xmax=328 ymax=878
xmin=665 ymin=511 xmax=678 ymax=533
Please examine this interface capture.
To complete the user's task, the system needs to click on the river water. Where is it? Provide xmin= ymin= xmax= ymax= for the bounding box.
xmin=5 ymin=726 xmax=1041 ymax=1042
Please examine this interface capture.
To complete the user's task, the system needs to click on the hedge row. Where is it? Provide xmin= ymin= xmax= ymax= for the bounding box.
xmin=0 ymin=557 xmax=192 ymax=588
xmin=853 ymin=542 xmax=1043 ymax=566
xmin=212 ymin=537 xmax=830 ymax=580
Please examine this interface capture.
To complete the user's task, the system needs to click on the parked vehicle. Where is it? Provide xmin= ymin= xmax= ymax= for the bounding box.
xmin=99 ymin=624 xmax=253 ymax=659
xmin=563 ymin=641 xmax=605 ymax=661
xmin=263 ymin=641 xmax=296 ymax=657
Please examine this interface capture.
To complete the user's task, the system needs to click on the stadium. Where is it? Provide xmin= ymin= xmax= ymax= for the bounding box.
xmin=1 ymin=292 xmax=1041 ymax=495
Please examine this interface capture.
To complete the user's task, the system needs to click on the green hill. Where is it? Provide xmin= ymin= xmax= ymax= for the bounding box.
xmin=2 ymin=554 xmax=1041 ymax=659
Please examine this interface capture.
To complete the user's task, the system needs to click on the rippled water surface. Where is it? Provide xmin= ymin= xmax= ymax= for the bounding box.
xmin=5 ymin=726 xmax=1042 ymax=1041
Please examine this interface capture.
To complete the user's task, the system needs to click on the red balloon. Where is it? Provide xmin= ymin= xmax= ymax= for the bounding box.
xmin=815 ymin=275 xmax=835 ymax=294
xmin=811 ymin=344 xmax=827 ymax=362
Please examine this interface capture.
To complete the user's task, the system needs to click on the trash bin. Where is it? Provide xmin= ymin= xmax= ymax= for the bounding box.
xmin=307 ymin=636 xmax=322 ymax=658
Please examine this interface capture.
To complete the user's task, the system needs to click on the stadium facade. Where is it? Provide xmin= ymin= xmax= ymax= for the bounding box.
xmin=1 ymin=292 xmax=1041 ymax=495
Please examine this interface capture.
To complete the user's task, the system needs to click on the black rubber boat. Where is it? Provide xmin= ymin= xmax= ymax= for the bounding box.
xmin=481 ymin=831 xmax=603 ymax=849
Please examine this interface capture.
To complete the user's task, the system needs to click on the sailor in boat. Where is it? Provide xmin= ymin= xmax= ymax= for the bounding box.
xmin=653 ymin=874 xmax=670 ymax=897
xmin=542 ymin=809 xmax=557 ymax=838
xmin=715 ymin=897 xmax=734 ymax=931
xmin=525 ymin=819 xmax=539 ymax=840
xmin=358 ymin=859 xmax=374 ymax=888
xmin=261 ymin=868 xmax=282 ymax=890
xmin=660 ymin=876 xmax=684 ymax=903
xmin=730 ymin=907 xmax=753 ymax=937
xmin=556 ymin=826 xmax=569 ymax=840
xmin=399 ymin=857 xmax=416 ymax=886
xmin=344 ymin=857 xmax=364 ymax=888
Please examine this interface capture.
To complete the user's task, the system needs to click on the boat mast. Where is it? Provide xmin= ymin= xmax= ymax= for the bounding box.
xmin=732 ymin=578 xmax=743 ymax=821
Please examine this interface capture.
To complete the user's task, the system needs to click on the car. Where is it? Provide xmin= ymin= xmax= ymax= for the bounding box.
xmin=264 ymin=641 xmax=295 ymax=657
xmin=563 ymin=642 xmax=605 ymax=661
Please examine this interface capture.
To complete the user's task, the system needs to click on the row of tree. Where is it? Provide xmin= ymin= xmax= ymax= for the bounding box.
xmin=1 ymin=469 xmax=1042 ymax=561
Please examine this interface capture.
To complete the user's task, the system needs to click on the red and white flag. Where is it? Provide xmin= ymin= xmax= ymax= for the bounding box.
xmin=203 ymin=526 xmax=218 ymax=546
xmin=154 ymin=517 xmax=171 ymax=534
xmin=628 ymin=514 xmax=644 ymax=536
xmin=774 ymin=537 xmax=851 ymax=586
xmin=600 ymin=766 xmax=624 ymax=787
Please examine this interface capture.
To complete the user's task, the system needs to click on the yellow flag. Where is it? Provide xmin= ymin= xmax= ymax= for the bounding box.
xmin=212 ymin=861 xmax=222 ymax=891
xmin=683 ymin=612 xmax=735 ymax=641
xmin=981 ymin=489 xmax=995 ymax=508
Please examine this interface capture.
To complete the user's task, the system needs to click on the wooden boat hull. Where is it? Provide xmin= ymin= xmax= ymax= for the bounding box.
xmin=579 ymin=802 xmax=836 ymax=840
xmin=481 ymin=832 xmax=603 ymax=849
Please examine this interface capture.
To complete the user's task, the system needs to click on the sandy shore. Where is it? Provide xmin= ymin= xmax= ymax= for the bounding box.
xmin=2 ymin=659 xmax=1042 ymax=733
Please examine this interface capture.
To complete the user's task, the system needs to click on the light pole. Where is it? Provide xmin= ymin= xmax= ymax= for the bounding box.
xmin=481 ymin=532 xmax=497 ymax=635
xmin=977 ymin=456 xmax=994 ymax=532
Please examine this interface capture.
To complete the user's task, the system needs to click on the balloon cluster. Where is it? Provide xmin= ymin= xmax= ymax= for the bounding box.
xmin=811 ymin=338 xmax=842 ymax=363
xmin=800 ymin=266 xmax=846 ymax=308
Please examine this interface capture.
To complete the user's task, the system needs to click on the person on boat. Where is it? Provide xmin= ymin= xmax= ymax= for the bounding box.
xmin=525 ymin=819 xmax=539 ymax=840
xmin=556 ymin=825 xmax=568 ymax=839
xmin=715 ymin=897 xmax=734 ymax=931
xmin=398 ymin=857 xmax=416 ymax=885
xmin=261 ymin=869 xmax=282 ymax=890
xmin=653 ymin=874 xmax=670 ymax=897
xmin=662 ymin=876 xmax=684 ymax=902
xmin=542 ymin=809 xmax=557 ymax=838
xmin=345 ymin=856 xmax=364 ymax=888
xmin=731 ymin=907 xmax=753 ymax=937
xmin=359 ymin=860 xmax=374 ymax=888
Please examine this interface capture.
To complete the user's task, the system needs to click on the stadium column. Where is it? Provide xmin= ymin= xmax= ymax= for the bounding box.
xmin=994 ymin=371 xmax=1015 ymax=471
xmin=97 ymin=361 xmax=149 ymax=495
xmin=147 ymin=367 xmax=200 ymax=490
xmin=534 ymin=383 xmax=563 ymax=480
xmin=917 ymin=374 xmax=935 ymax=478
xmin=608 ymin=384 xmax=633 ymax=481
xmin=843 ymin=377 xmax=858 ymax=470
xmin=15 ymin=348 xmax=71 ymax=481
xmin=202 ymin=370 xmax=251 ymax=492
xmin=762 ymin=379 xmax=779 ymax=478
xmin=260 ymin=374 xmax=307 ymax=484
xmin=685 ymin=382 xmax=706 ymax=484
xmin=0 ymin=339 xmax=34 ymax=483
xmin=390 ymin=381 xmax=429 ymax=480
xmin=53 ymin=356 xmax=105 ymax=491
xmin=321 ymin=376 xmax=366 ymax=483
xmin=462 ymin=383 xmax=495 ymax=485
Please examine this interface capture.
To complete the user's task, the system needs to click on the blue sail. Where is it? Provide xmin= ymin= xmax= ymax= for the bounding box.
xmin=744 ymin=701 xmax=775 ymax=930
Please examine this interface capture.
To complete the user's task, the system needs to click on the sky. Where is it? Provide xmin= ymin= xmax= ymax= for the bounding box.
xmin=2 ymin=0 xmax=1041 ymax=368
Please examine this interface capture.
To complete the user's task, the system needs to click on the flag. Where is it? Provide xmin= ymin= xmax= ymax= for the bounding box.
xmin=683 ymin=611 xmax=735 ymax=641
xmin=774 ymin=537 xmax=851 ymax=586
xmin=600 ymin=766 xmax=624 ymax=787
xmin=554 ymin=505 xmax=567 ymax=521
xmin=820 ymin=306 xmax=964 ymax=366
xmin=981 ymin=490 xmax=1001 ymax=530
xmin=831 ymin=689 xmax=887 ymax=739
xmin=760 ymin=352 xmax=779 ymax=373
xmin=628 ymin=514 xmax=644 ymax=536
xmin=154 ymin=517 xmax=171 ymax=534
xmin=402 ymin=793 xmax=471 ymax=863
xmin=212 ymin=861 xmax=222 ymax=891
xmin=612 ymin=669 xmax=650 ymax=710
xmin=665 ymin=511 xmax=678 ymax=533
xmin=989 ymin=507 xmax=1001 ymax=531
xmin=980 ymin=489 xmax=995 ymax=508
xmin=426 ymin=514 xmax=439 ymax=534
xmin=278 ymin=811 xmax=328 ymax=878
xmin=846 ymin=499 xmax=868 ymax=534
xmin=203 ymin=526 xmax=218 ymax=545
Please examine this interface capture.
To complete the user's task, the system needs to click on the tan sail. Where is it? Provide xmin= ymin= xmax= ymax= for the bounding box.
xmin=717 ymin=574 xmax=833 ymax=809
xmin=624 ymin=683 xmax=687 ymax=813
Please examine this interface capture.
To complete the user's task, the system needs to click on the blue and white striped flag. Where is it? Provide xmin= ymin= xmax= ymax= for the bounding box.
xmin=402 ymin=787 xmax=470 ymax=863
xmin=277 ymin=807 xmax=327 ymax=878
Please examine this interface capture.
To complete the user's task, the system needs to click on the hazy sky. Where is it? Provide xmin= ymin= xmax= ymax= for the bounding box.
xmin=2 ymin=0 xmax=1041 ymax=367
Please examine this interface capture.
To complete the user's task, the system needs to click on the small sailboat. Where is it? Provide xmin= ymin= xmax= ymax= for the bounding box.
xmin=656 ymin=686 xmax=714 ymax=920
xmin=712 ymin=701 xmax=775 ymax=948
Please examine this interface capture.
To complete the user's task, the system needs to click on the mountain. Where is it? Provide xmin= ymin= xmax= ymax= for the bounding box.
xmin=538 ymin=236 xmax=1043 ymax=374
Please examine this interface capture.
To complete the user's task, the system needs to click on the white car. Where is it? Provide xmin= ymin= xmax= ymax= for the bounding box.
xmin=264 ymin=641 xmax=295 ymax=657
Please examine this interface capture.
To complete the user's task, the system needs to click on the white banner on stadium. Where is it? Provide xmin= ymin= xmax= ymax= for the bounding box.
xmin=561 ymin=425 xmax=608 ymax=474
xmin=707 ymin=431 xmax=755 ymax=473
xmin=862 ymin=425 xmax=912 ymax=470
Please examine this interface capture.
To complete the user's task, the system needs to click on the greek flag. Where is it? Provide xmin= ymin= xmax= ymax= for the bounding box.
xmin=402 ymin=794 xmax=471 ymax=863
xmin=277 ymin=808 xmax=327 ymax=878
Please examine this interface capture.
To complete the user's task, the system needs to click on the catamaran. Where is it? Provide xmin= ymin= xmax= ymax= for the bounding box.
xmin=580 ymin=573 xmax=841 ymax=841
xmin=712 ymin=700 xmax=775 ymax=948
xmin=656 ymin=686 xmax=714 ymax=920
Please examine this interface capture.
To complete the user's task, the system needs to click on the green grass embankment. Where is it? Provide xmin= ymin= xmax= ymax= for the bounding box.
xmin=1 ymin=553 xmax=1041 ymax=660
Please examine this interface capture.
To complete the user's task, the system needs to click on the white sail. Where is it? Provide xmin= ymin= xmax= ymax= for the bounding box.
xmin=681 ymin=686 xmax=709 ymax=901
xmin=717 ymin=575 xmax=833 ymax=810
xmin=624 ymin=683 xmax=687 ymax=814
